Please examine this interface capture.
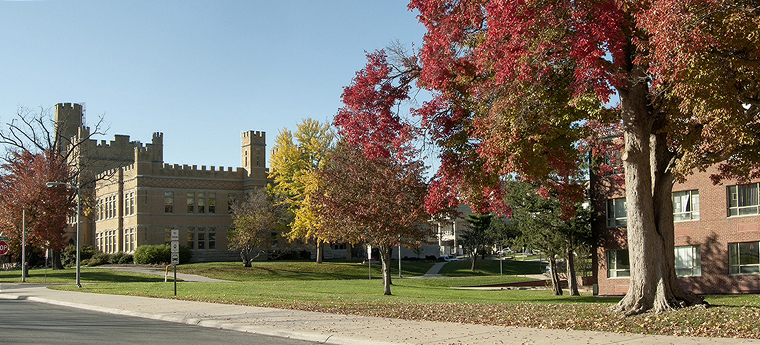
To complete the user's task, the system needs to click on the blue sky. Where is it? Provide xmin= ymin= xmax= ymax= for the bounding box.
xmin=0 ymin=0 xmax=427 ymax=168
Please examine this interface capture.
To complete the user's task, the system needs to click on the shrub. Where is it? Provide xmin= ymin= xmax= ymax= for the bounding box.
xmin=134 ymin=244 xmax=191 ymax=264
xmin=117 ymin=253 xmax=134 ymax=264
xmin=110 ymin=252 xmax=129 ymax=264
xmin=87 ymin=252 xmax=111 ymax=266
xmin=62 ymin=245 xmax=97 ymax=267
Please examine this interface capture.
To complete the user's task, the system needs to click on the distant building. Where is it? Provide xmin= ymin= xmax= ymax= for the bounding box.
xmin=55 ymin=103 xmax=271 ymax=261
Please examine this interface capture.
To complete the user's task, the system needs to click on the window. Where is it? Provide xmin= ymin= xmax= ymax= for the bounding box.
xmin=124 ymin=192 xmax=135 ymax=216
xmin=608 ymin=249 xmax=630 ymax=278
xmin=208 ymin=229 xmax=216 ymax=249
xmin=198 ymin=193 xmax=206 ymax=214
xmin=124 ymin=228 xmax=135 ymax=252
xmin=164 ymin=229 xmax=172 ymax=245
xmin=208 ymin=193 xmax=216 ymax=214
xmin=197 ymin=228 xmax=205 ymax=249
xmin=729 ymin=241 xmax=760 ymax=274
xmin=606 ymin=198 xmax=627 ymax=227
xmin=271 ymin=232 xmax=279 ymax=246
xmin=98 ymin=198 xmax=104 ymax=220
xmin=673 ymin=190 xmax=699 ymax=221
xmin=164 ymin=192 xmax=174 ymax=213
xmin=228 ymin=193 xmax=237 ymax=212
xmin=186 ymin=228 xmax=195 ymax=249
xmin=675 ymin=246 xmax=701 ymax=276
xmin=187 ymin=192 xmax=195 ymax=213
xmin=728 ymin=184 xmax=760 ymax=216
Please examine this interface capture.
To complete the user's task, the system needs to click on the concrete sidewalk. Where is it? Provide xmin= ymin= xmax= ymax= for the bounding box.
xmin=0 ymin=283 xmax=757 ymax=345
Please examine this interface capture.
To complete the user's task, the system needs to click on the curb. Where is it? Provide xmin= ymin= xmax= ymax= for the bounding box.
xmin=0 ymin=291 xmax=406 ymax=345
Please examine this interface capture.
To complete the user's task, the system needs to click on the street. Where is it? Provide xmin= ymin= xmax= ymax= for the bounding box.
xmin=0 ymin=299 xmax=317 ymax=345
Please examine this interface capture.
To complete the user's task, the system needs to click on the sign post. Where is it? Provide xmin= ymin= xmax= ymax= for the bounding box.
xmin=170 ymin=229 xmax=179 ymax=296
xmin=367 ymin=245 xmax=372 ymax=280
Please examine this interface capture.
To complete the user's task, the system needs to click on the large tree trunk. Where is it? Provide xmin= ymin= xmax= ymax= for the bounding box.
xmin=241 ymin=248 xmax=252 ymax=267
xmin=613 ymin=65 xmax=705 ymax=315
xmin=52 ymin=251 xmax=64 ymax=270
xmin=380 ymin=245 xmax=393 ymax=295
xmin=346 ymin=243 xmax=352 ymax=262
xmin=316 ymin=240 xmax=323 ymax=264
xmin=548 ymin=256 xmax=563 ymax=296
xmin=566 ymin=237 xmax=580 ymax=296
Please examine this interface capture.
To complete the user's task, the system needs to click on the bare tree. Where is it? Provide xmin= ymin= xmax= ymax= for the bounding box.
xmin=229 ymin=189 xmax=290 ymax=267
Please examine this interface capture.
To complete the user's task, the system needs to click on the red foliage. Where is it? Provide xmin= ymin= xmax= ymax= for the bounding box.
xmin=0 ymin=150 xmax=74 ymax=255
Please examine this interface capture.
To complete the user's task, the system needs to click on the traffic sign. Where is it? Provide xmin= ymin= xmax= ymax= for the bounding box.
xmin=170 ymin=229 xmax=179 ymax=242
xmin=0 ymin=240 xmax=8 ymax=255
xmin=170 ymin=253 xmax=179 ymax=265
xmin=171 ymin=241 xmax=179 ymax=253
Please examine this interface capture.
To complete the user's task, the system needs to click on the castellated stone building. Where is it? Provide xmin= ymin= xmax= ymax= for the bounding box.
xmin=54 ymin=103 xmax=269 ymax=262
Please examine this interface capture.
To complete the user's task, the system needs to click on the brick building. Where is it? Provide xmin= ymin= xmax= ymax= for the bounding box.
xmin=593 ymin=166 xmax=760 ymax=295
xmin=55 ymin=103 xmax=273 ymax=261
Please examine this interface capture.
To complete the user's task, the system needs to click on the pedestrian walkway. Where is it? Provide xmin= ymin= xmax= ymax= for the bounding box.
xmin=410 ymin=262 xmax=447 ymax=278
xmin=1 ymin=283 xmax=756 ymax=345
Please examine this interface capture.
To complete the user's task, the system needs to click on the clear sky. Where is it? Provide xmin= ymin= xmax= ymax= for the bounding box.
xmin=0 ymin=0 xmax=427 ymax=169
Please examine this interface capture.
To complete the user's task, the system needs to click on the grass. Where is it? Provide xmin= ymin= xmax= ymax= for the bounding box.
xmin=0 ymin=267 xmax=168 ymax=283
xmin=438 ymin=259 xmax=545 ymax=276
xmin=16 ymin=260 xmax=760 ymax=339
xmin=176 ymin=260 xmax=435 ymax=281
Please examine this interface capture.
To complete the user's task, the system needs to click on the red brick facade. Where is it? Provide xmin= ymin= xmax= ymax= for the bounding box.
xmin=593 ymin=166 xmax=760 ymax=296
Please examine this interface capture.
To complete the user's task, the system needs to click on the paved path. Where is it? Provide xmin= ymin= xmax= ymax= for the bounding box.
xmin=410 ymin=262 xmax=448 ymax=278
xmin=1 ymin=283 xmax=757 ymax=345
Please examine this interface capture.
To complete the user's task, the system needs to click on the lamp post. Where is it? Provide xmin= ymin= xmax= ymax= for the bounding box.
xmin=12 ymin=201 xmax=26 ymax=283
xmin=46 ymin=181 xmax=81 ymax=288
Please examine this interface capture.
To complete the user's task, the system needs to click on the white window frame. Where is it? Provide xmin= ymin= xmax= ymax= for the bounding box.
xmin=606 ymin=198 xmax=627 ymax=228
xmin=607 ymin=249 xmax=630 ymax=278
xmin=675 ymin=245 xmax=701 ymax=277
xmin=728 ymin=183 xmax=760 ymax=217
xmin=729 ymin=241 xmax=760 ymax=275
xmin=673 ymin=190 xmax=700 ymax=222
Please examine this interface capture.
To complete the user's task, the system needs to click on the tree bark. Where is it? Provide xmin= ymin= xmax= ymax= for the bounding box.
xmin=346 ymin=243 xmax=352 ymax=262
xmin=548 ymin=256 xmax=563 ymax=296
xmin=470 ymin=250 xmax=477 ymax=272
xmin=316 ymin=240 xmax=323 ymax=264
xmin=52 ymin=251 xmax=64 ymax=270
xmin=613 ymin=65 xmax=706 ymax=315
xmin=566 ymin=237 xmax=580 ymax=296
xmin=380 ymin=245 xmax=393 ymax=295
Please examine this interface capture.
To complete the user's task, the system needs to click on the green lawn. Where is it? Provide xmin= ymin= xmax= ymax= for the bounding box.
xmin=176 ymin=260 xmax=435 ymax=281
xmin=12 ymin=261 xmax=760 ymax=339
xmin=0 ymin=267 xmax=168 ymax=283
xmin=438 ymin=259 xmax=545 ymax=276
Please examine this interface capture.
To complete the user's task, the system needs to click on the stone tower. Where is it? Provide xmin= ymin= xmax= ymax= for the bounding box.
xmin=54 ymin=103 xmax=84 ymax=154
xmin=241 ymin=130 xmax=266 ymax=175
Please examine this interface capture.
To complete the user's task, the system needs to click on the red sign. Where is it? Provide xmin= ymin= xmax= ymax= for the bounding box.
xmin=0 ymin=240 xmax=8 ymax=256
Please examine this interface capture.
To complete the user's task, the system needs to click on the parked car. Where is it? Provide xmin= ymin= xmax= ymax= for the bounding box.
xmin=440 ymin=255 xmax=459 ymax=262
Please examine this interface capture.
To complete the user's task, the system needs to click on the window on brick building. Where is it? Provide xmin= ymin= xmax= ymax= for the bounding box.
xmin=187 ymin=192 xmax=195 ymax=213
xmin=728 ymin=184 xmax=759 ymax=216
xmin=208 ymin=193 xmax=216 ymax=214
xmin=164 ymin=192 xmax=174 ymax=213
xmin=675 ymin=245 xmax=701 ymax=276
xmin=606 ymin=198 xmax=627 ymax=227
xmin=729 ymin=241 xmax=760 ymax=274
xmin=186 ymin=228 xmax=195 ymax=249
xmin=198 ymin=193 xmax=206 ymax=214
xmin=607 ymin=249 xmax=630 ymax=278
xmin=208 ymin=229 xmax=216 ymax=249
xmin=197 ymin=228 xmax=206 ymax=249
xmin=673 ymin=190 xmax=700 ymax=222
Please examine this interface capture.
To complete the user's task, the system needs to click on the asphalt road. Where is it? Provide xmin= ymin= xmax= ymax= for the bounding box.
xmin=0 ymin=299 xmax=317 ymax=345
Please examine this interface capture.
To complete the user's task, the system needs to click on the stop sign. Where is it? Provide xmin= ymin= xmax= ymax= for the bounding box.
xmin=0 ymin=240 xmax=8 ymax=256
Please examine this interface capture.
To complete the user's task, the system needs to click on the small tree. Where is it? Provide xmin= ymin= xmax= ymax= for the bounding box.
xmin=460 ymin=213 xmax=495 ymax=272
xmin=229 ymin=189 xmax=288 ymax=267
xmin=311 ymin=142 xmax=430 ymax=295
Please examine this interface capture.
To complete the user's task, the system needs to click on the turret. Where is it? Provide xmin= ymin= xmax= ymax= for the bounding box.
xmin=241 ymin=130 xmax=266 ymax=176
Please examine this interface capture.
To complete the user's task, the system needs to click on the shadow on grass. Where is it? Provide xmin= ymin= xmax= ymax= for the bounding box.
xmin=1 ymin=269 xmax=168 ymax=283
xmin=439 ymin=260 xmax=545 ymax=277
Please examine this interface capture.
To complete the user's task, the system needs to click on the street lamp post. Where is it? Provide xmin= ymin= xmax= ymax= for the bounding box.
xmin=46 ymin=181 xmax=81 ymax=288
xmin=12 ymin=201 xmax=26 ymax=282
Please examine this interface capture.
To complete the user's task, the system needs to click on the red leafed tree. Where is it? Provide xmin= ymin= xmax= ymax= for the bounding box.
xmin=311 ymin=142 xmax=430 ymax=295
xmin=405 ymin=0 xmax=758 ymax=314
xmin=323 ymin=51 xmax=432 ymax=295
xmin=0 ymin=150 xmax=74 ymax=263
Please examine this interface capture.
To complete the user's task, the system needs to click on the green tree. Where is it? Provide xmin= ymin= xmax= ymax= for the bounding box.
xmin=268 ymin=118 xmax=334 ymax=263
xmin=460 ymin=213 xmax=495 ymax=272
